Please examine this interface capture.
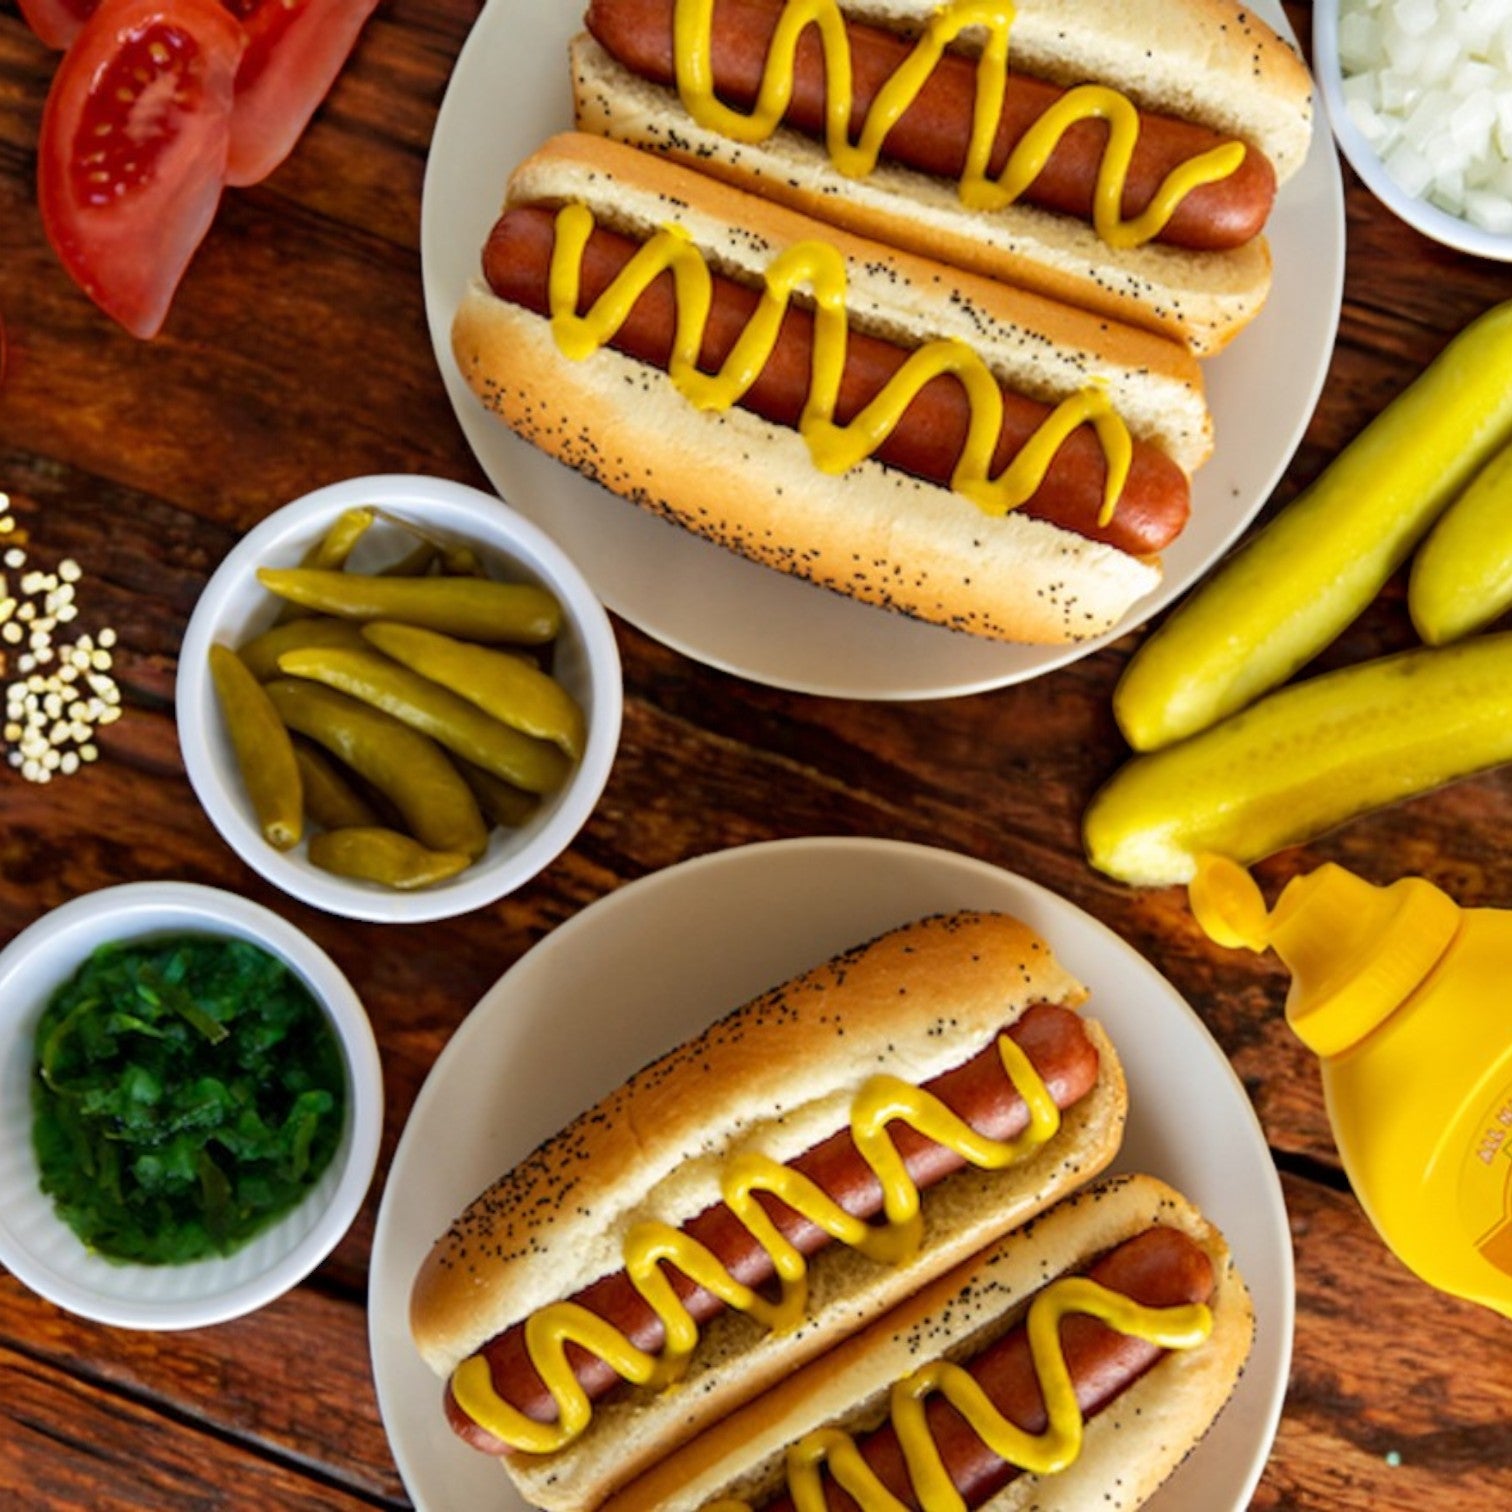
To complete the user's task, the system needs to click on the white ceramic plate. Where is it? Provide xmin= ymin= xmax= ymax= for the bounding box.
xmin=420 ymin=0 xmax=1344 ymax=699
xmin=370 ymin=837 xmax=1293 ymax=1511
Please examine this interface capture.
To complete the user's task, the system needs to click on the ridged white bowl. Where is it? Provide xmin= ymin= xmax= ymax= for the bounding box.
xmin=0 ymin=883 xmax=382 ymax=1329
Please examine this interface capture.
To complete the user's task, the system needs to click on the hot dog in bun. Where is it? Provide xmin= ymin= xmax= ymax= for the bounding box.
xmin=453 ymin=132 xmax=1212 ymax=645
xmin=409 ymin=911 xmax=1129 ymax=1510
xmin=571 ymin=0 xmax=1313 ymax=355
xmin=601 ymin=1173 xmax=1255 ymax=1512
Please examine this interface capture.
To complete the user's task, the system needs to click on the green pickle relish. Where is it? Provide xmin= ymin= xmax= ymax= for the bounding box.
xmin=30 ymin=933 xmax=347 ymax=1265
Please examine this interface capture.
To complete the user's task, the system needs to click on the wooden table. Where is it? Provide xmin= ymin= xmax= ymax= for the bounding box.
xmin=1 ymin=2 xmax=1508 ymax=1507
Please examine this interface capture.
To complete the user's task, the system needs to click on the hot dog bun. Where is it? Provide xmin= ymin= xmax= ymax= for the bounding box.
xmin=410 ymin=910 xmax=1129 ymax=1511
xmin=571 ymin=0 xmax=1315 ymax=354
xmin=601 ymin=1173 xmax=1256 ymax=1512
xmin=453 ymin=132 xmax=1212 ymax=645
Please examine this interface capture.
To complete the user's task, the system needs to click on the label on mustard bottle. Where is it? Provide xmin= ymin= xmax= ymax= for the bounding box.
xmin=1466 ymin=1079 xmax=1512 ymax=1280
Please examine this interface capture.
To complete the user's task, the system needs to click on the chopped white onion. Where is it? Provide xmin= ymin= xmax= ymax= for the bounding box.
xmin=1386 ymin=138 xmax=1436 ymax=197
xmin=1397 ymin=0 xmax=1439 ymax=34
xmin=1339 ymin=11 xmax=1383 ymax=71
xmin=1339 ymin=0 xmax=1512 ymax=232
xmin=1467 ymin=187 xmax=1512 ymax=230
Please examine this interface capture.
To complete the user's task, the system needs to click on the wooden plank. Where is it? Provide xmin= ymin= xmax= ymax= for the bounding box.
xmin=1254 ymin=1174 xmax=1512 ymax=1509
xmin=0 ymin=1277 xmax=404 ymax=1505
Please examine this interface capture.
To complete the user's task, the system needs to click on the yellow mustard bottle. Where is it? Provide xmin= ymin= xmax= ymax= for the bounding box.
xmin=1189 ymin=854 xmax=1512 ymax=1320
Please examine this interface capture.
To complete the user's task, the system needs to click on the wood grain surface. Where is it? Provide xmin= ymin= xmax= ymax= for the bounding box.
xmin=1 ymin=1 xmax=1509 ymax=1507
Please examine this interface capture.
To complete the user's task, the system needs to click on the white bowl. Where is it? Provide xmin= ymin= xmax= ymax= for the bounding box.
xmin=177 ymin=475 xmax=623 ymax=923
xmin=0 ymin=882 xmax=382 ymax=1330
xmin=1313 ymin=3 xmax=1512 ymax=261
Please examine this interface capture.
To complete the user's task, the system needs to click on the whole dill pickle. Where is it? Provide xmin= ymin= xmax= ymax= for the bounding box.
xmin=1115 ymin=301 xmax=1512 ymax=751
xmin=1409 ymin=437 xmax=1512 ymax=645
xmin=1087 ymin=633 xmax=1512 ymax=886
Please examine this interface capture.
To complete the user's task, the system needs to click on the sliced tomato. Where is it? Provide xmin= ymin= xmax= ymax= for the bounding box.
xmin=15 ymin=0 xmax=100 ymax=50
xmin=221 ymin=0 xmax=379 ymax=187
xmin=38 ymin=0 xmax=245 ymax=338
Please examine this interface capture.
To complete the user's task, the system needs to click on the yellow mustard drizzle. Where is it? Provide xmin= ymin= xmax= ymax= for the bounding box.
xmin=546 ymin=201 xmax=1133 ymax=524
xmin=703 ymin=1276 xmax=1214 ymax=1512
xmin=450 ymin=1032 xmax=1062 ymax=1452
xmin=672 ymin=0 xmax=1248 ymax=250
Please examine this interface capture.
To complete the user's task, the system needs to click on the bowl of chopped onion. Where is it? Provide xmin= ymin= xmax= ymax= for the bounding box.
xmin=1314 ymin=0 xmax=1512 ymax=259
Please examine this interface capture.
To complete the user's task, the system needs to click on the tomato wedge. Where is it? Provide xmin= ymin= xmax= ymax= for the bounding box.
xmin=15 ymin=0 xmax=99 ymax=50
xmin=38 ymin=0 xmax=245 ymax=338
xmin=221 ymin=0 xmax=380 ymax=187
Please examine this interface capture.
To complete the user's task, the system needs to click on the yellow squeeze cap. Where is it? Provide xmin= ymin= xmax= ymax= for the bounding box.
xmin=1189 ymin=855 xmax=1461 ymax=1058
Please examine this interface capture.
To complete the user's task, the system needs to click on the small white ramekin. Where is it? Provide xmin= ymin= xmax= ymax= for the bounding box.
xmin=0 ymin=882 xmax=382 ymax=1329
xmin=177 ymin=475 xmax=622 ymax=923
xmin=1313 ymin=3 xmax=1512 ymax=261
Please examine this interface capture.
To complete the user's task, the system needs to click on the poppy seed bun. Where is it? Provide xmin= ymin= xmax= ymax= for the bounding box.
xmin=570 ymin=0 xmax=1314 ymax=354
xmin=851 ymin=0 xmax=1313 ymax=180
xmin=410 ymin=910 xmax=1128 ymax=1510
xmin=501 ymin=134 xmax=1213 ymax=475
xmin=453 ymin=132 xmax=1210 ymax=645
xmin=602 ymin=1173 xmax=1256 ymax=1512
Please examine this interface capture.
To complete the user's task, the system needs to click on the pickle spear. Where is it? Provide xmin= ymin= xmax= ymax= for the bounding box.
xmin=1085 ymin=632 xmax=1512 ymax=886
xmin=1115 ymin=301 xmax=1512 ymax=752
